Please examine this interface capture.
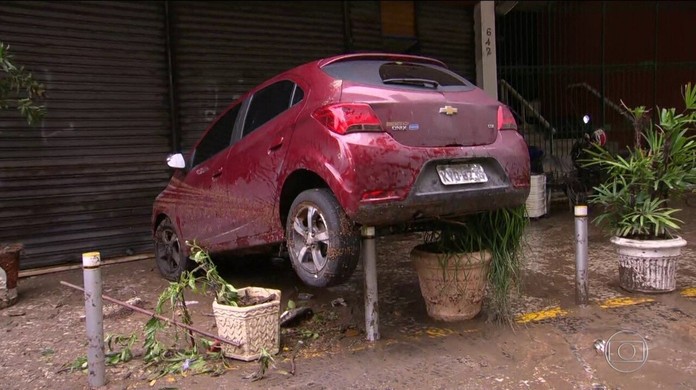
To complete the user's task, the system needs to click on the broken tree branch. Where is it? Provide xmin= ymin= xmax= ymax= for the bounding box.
xmin=60 ymin=280 xmax=243 ymax=347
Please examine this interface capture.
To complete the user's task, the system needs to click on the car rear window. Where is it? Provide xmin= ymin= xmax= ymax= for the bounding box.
xmin=321 ymin=60 xmax=474 ymax=91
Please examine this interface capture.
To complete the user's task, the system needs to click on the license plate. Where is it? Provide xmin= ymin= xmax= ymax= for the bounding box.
xmin=436 ymin=164 xmax=488 ymax=185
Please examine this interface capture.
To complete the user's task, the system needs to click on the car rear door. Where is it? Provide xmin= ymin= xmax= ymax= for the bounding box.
xmin=220 ymin=79 xmax=305 ymax=247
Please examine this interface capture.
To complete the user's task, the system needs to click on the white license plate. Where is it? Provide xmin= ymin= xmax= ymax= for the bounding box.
xmin=436 ymin=164 xmax=488 ymax=185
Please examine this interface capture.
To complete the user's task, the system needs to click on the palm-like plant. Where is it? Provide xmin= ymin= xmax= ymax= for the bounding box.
xmin=585 ymin=83 xmax=696 ymax=239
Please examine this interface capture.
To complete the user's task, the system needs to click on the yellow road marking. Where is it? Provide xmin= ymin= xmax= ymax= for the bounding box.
xmin=515 ymin=306 xmax=568 ymax=324
xmin=425 ymin=327 xmax=453 ymax=338
xmin=681 ymin=287 xmax=696 ymax=298
xmin=598 ymin=297 xmax=654 ymax=309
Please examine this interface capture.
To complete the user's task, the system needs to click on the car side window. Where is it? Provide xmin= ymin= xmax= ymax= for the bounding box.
xmin=291 ymin=85 xmax=304 ymax=106
xmin=193 ymin=104 xmax=240 ymax=167
xmin=242 ymin=80 xmax=295 ymax=137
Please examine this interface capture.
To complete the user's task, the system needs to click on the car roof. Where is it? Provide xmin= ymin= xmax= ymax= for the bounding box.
xmin=198 ymin=52 xmax=453 ymax=130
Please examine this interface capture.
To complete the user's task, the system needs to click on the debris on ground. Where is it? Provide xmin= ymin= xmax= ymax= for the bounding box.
xmin=331 ymin=298 xmax=347 ymax=307
xmin=243 ymin=348 xmax=275 ymax=382
xmin=593 ymin=339 xmax=606 ymax=354
xmin=297 ymin=292 xmax=313 ymax=301
xmin=280 ymin=307 xmax=314 ymax=327
xmin=4 ymin=309 xmax=25 ymax=317
xmin=103 ymin=297 xmax=144 ymax=319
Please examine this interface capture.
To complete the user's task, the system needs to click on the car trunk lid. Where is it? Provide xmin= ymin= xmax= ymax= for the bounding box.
xmin=341 ymin=84 xmax=500 ymax=147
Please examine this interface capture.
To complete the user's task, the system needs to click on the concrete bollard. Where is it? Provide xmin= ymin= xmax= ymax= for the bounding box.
xmin=361 ymin=226 xmax=380 ymax=342
xmin=82 ymin=252 xmax=105 ymax=388
xmin=575 ymin=205 xmax=589 ymax=305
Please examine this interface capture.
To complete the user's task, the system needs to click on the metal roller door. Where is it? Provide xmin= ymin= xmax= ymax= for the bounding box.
xmin=171 ymin=1 xmax=345 ymax=151
xmin=347 ymin=1 xmax=383 ymax=53
xmin=416 ymin=1 xmax=476 ymax=81
xmin=0 ymin=1 xmax=171 ymax=268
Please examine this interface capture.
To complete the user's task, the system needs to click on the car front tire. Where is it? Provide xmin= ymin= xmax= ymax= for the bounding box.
xmin=286 ymin=188 xmax=360 ymax=287
xmin=154 ymin=217 xmax=188 ymax=281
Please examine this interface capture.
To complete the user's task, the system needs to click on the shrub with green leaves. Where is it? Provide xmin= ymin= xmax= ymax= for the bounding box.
xmin=584 ymin=83 xmax=696 ymax=239
xmin=0 ymin=42 xmax=45 ymax=125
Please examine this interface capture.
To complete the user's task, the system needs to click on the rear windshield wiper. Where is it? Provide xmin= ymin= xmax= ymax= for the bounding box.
xmin=382 ymin=78 xmax=440 ymax=89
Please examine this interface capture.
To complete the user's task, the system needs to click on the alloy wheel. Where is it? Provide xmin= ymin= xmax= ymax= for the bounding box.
xmin=289 ymin=205 xmax=330 ymax=274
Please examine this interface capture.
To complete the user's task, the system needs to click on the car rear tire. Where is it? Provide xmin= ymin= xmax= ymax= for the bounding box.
xmin=286 ymin=188 xmax=360 ymax=287
xmin=154 ymin=218 xmax=188 ymax=281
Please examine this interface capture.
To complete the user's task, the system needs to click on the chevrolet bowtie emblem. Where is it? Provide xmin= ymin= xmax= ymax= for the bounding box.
xmin=439 ymin=105 xmax=458 ymax=115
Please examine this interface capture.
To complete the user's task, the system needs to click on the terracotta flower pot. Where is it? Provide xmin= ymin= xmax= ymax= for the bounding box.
xmin=411 ymin=245 xmax=491 ymax=321
xmin=0 ymin=243 xmax=22 ymax=309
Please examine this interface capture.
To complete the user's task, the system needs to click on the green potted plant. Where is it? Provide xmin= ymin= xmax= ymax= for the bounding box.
xmin=0 ymin=42 xmax=45 ymax=309
xmin=411 ymin=206 xmax=528 ymax=323
xmin=585 ymin=83 xmax=696 ymax=293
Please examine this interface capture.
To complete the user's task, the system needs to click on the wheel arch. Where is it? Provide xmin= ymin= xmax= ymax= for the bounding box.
xmin=153 ymin=213 xmax=169 ymax=235
xmin=279 ymin=169 xmax=330 ymax=227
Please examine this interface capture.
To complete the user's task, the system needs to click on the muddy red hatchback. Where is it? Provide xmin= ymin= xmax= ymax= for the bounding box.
xmin=152 ymin=53 xmax=530 ymax=287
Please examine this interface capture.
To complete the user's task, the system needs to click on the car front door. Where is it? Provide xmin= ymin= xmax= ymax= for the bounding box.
xmin=176 ymin=104 xmax=241 ymax=250
xmin=220 ymin=79 xmax=305 ymax=247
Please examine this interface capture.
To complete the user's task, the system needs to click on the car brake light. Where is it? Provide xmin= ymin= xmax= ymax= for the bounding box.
xmin=497 ymin=106 xmax=517 ymax=131
xmin=312 ymin=103 xmax=383 ymax=135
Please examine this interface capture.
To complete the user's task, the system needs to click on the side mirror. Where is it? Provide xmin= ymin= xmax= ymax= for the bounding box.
xmin=166 ymin=153 xmax=186 ymax=169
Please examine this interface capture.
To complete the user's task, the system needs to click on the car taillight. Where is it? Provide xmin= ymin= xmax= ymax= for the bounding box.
xmin=497 ymin=105 xmax=517 ymax=131
xmin=312 ymin=103 xmax=383 ymax=135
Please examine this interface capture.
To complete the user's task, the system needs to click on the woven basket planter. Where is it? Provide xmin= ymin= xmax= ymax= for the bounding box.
xmin=212 ymin=287 xmax=281 ymax=361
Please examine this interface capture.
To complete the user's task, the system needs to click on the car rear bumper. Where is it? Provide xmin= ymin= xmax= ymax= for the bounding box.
xmin=353 ymin=184 xmax=529 ymax=226
xmin=307 ymin=128 xmax=530 ymax=227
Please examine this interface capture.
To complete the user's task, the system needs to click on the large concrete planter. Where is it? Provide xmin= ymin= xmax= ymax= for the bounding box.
xmin=411 ymin=245 xmax=491 ymax=321
xmin=0 ymin=244 xmax=22 ymax=309
xmin=212 ymin=287 xmax=281 ymax=361
xmin=611 ymin=236 xmax=687 ymax=293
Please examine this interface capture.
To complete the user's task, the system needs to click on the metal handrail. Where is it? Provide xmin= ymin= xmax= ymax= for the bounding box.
xmin=566 ymin=82 xmax=633 ymax=122
xmin=499 ymin=79 xmax=557 ymax=136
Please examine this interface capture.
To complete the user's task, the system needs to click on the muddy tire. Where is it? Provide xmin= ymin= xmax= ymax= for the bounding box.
xmin=286 ymin=188 xmax=360 ymax=287
xmin=154 ymin=218 xmax=188 ymax=281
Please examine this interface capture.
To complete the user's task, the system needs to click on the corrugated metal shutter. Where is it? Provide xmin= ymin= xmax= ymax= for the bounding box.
xmin=347 ymin=1 xmax=383 ymax=52
xmin=172 ymin=1 xmax=345 ymax=151
xmin=416 ymin=1 xmax=476 ymax=81
xmin=0 ymin=1 xmax=171 ymax=268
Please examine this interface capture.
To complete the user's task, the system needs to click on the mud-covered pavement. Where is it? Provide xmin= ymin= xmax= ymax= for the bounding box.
xmin=2 ymin=201 xmax=696 ymax=389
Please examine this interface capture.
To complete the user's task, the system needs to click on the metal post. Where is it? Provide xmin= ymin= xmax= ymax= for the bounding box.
xmin=574 ymin=206 xmax=589 ymax=305
xmin=361 ymin=226 xmax=379 ymax=342
xmin=164 ymin=1 xmax=180 ymax=153
xmin=653 ymin=2 xmax=659 ymax=116
xmin=82 ymin=252 xmax=105 ymax=388
xmin=600 ymin=1 xmax=607 ymax=127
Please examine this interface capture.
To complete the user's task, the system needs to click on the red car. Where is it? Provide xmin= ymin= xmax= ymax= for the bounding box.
xmin=152 ymin=53 xmax=530 ymax=287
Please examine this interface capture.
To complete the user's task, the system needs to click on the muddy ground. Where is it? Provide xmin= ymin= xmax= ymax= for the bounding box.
xmin=2 ymin=200 xmax=696 ymax=389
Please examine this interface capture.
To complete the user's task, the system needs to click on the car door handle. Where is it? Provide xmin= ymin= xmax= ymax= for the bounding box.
xmin=268 ymin=136 xmax=284 ymax=153
xmin=212 ymin=168 xmax=223 ymax=179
